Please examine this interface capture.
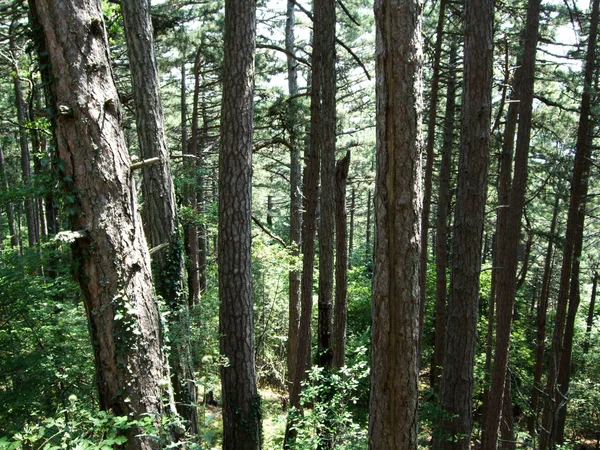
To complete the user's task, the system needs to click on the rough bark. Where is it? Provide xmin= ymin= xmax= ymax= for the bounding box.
xmin=432 ymin=40 xmax=457 ymax=393
xmin=482 ymin=0 xmax=541 ymax=446
xmin=27 ymin=1 xmax=176 ymax=448
xmin=438 ymin=0 xmax=494 ymax=447
xmin=369 ymin=0 xmax=423 ymax=448
xmin=120 ymin=0 xmax=197 ymax=433
xmin=540 ymin=0 xmax=598 ymax=446
xmin=333 ymin=151 xmax=350 ymax=369
xmin=286 ymin=0 xmax=302 ymax=393
xmin=218 ymin=0 xmax=262 ymax=448
xmin=316 ymin=0 xmax=336 ymax=372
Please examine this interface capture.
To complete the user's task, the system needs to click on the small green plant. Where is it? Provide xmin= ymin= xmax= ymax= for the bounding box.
xmin=289 ymin=347 xmax=369 ymax=450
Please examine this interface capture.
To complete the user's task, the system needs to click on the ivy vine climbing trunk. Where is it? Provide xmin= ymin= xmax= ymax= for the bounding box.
xmin=369 ymin=0 xmax=423 ymax=448
xmin=218 ymin=0 xmax=262 ymax=448
xmin=27 ymin=1 xmax=177 ymax=448
xmin=120 ymin=0 xmax=197 ymax=434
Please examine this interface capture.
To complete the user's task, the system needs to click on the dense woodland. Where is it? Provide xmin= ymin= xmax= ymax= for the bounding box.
xmin=0 ymin=0 xmax=599 ymax=448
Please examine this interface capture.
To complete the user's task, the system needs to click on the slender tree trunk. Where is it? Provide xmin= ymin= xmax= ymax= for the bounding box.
xmin=438 ymin=0 xmax=494 ymax=447
xmin=185 ymin=48 xmax=202 ymax=306
xmin=482 ymin=0 xmax=541 ymax=446
xmin=333 ymin=152 xmax=350 ymax=368
xmin=369 ymin=0 xmax=423 ymax=448
xmin=555 ymin=199 xmax=586 ymax=444
xmin=316 ymin=0 xmax=336 ymax=374
xmin=540 ymin=0 xmax=598 ymax=446
xmin=0 ymin=145 xmax=17 ymax=248
xmin=218 ymin=0 xmax=262 ymax=447
xmin=419 ymin=0 xmax=447 ymax=356
xmin=365 ymin=187 xmax=372 ymax=265
xmin=432 ymin=40 xmax=458 ymax=393
xmin=286 ymin=0 xmax=302 ymax=395
xmin=28 ymin=1 xmax=177 ymax=447
xmin=583 ymin=271 xmax=598 ymax=354
xmin=349 ymin=188 xmax=355 ymax=268
xmin=528 ymin=193 xmax=560 ymax=436
xmin=10 ymin=23 xmax=38 ymax=248
xmin=120 ymin=0 xmax=197 ymax=433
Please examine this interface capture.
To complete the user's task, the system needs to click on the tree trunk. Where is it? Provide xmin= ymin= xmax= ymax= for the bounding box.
xmin=438 ymin=0 xmax=494 ymax=447
xmin=10 ymin=23 xmax=39 ymax=248
xmin=349 ymin=188 xmax=355 ymax=268
xmin=540 ymin=0 xmax=598 ymax=446
xmin=555 ymin=199 xmax=586 ymax=444
xmin=369 ymin=0 xmax=423 ymax=448
xmin=120 ymin=0 xmax=197 ymax=433
xmin=218 ymin=0 xmax=262 ymax=448
xmin=365 ymin=187 xmax=372 ymax=265
xmin=419 ymin=0 xmax=447 ymax=357
xmin=0 ymin=145 xmax=17 ymax=248
xmin=482 ymin=0 xmax=541 ymax=446
xmin=333 ymin=152 xmax=350 ymax=369
xmin=28 ymin=1 xmax=176 ymax=447
xmin=185 ymin=47 xmax=202 ymax=306
xmin=528 ymin=193 xmax=560 ymax=436
xmin=316 ymin=0 xmax=336 ymax=373
xmin=286 ymin=0 xmax=302 ymax=395
xmin=432 ymin=40 xmax=458 ymax=393
xmin=583 ymin=270 xmax=598 ymax=354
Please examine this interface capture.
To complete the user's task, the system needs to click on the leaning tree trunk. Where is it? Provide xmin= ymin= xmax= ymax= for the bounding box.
xmin=218 ymin=0 xmax=262 ymax=448
xmin=369 ymin=0 xmax=423 ymax=448
xmin=27 ymin=1 xmax=176 ymax=448
xmin=120 ymin=0 xmax=197 ymax=433
xmin=438 ymin=0 xmax=494 ymax=447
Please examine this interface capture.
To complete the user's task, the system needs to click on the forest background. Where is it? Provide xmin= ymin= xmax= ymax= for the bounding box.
xmin=0 ymin=0 xmax=599 ymax=449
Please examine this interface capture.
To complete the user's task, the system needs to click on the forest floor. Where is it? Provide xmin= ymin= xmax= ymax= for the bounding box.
xmin=199 ymin=388 xmax=287 ymax=449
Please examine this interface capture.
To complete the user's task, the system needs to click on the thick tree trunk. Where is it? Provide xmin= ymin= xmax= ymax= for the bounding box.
xmin=120 ymin=0 xmax=197 ymax=433
xmin=316 ymin=0 xmax=336 ymax=373
xmin=432 ymin=40 xmax=458 ymax=393
xmin=482 ymin=0 xmax=541 ymax=447
xmin=369 ymin=0 xmax=423 ymax=448
xmin=333 ymin=152 xmax=350 ymax=368
xmin=540 ymin=0 xmax=598 ymax=446
xmin=28 ymin=1 xmax=176 ymax=448
xmin=438 ymin=0 xmax=494 ymax=447
xmin=286 ymin=0 xmax=302 ymax=394
xmin=528 ymin=193 xmax=560 ymax=436
xmin=218 ymin=0 xmax=262 ymax=448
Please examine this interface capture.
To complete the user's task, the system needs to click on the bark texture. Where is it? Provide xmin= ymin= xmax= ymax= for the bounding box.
xmin=333 ymin=152 xmax=350 ymax=369
xmin=438 ymin=0 xmax=494 ymax=447
xmin=482 ymin=0 xmax=541 ymax=446
xmin=120 ymin=0 xmax=197 ymax=433
xmin=286 ymin=0 xmax=302 ymax=392
xmin=218 ymin=0 xmax=262 ymax=448
xmin=28 ymin=1 xmax=175 ymax=448
xmin=316 ymin=0 xmax=337 ymax=371
xmin=369 ymin=0 xmax=423 ymax=448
